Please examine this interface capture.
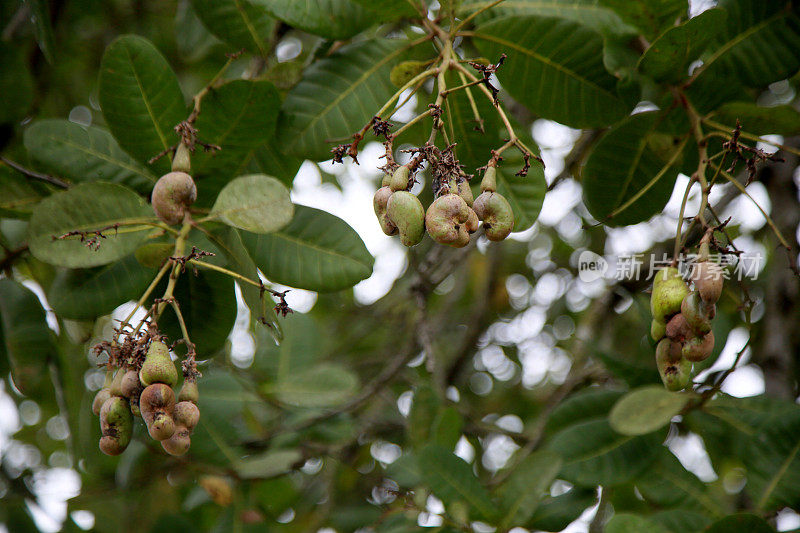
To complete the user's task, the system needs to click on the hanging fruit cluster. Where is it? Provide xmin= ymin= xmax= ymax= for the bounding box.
xmin=650 ymin=242 xmax=724 ymax=391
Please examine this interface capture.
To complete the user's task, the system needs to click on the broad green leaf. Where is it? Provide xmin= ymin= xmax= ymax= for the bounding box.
xmin=192 ymin=80 xmax=281 ymax=175
xmin=409 ymin=384 xmax=440 ymax=448
xmin=48 ymin=254 xmax=156 ymax=320
xmin=257 ymin=0 xmax=376 ymax=39
xmin=527 ymin=488 xmax=597 ymax=531
xmin=635 ymin=450 xmax=720 ymax=515
xmin=417 ymin=444 xmax=497 ymax=520
xmin=24 ymin=119 xmax=157 ymax=190
xmin=24 ymin=0 xmax=56 ymax=63
xmin=252 ymin=142 xmax=304 ymax=187
xmin=98 ymin=35 xmax=186 ymax=174
xmin=582 ymin=111 xmax=683 ymax=227
xmin=638 ymin=8 xmax=727 ymax=83
xmin=495 ymin=156 xmax=546 ymax=232
xmin=546 ymin=388 xmax=625 ymax=434
xmin=211 ymin=174 xmax=293 ymax=233
xmin=0 ymin=42 xmax=34 ymax=123
xmin=693 ymin=0 xmax=800 ymax=89
xmin=253 ymin=313 xmax=322 ymax=378
xmin=473 ymin=16 xmax=629 ymax=128
xmin=706 ymin=514 xmax=775 ymax=533
xmin=240 ymin=205 xmax=374 ymax=292
xmin=267 ymin=363 xmax=359 ymax=407
xmin=606 ymin=514 xmax=670 ymax=533
xmin=546 ymin=417 xmax=661 ymax=487
xmin=28 ymin=182 xmax=153 ymax=268
xmin=351 ymin=0 xmax=419 ymax=20
xmin=432 ymin=407 xmax=463 ymax=451
xmin=280 ymin=39 xmax=413 ymax=160
xmin=0 ymin=166 xmax=42 ymax=217
xmin=650 ymin=510 xmax=712 ymax=533
xmin=190 ymin=0 xmax=274 ymax=55
xmin=175 ymin=0 xmax=220 ymax=61
xmin=598 ymin=0 xmax=686 ymax=39
xmin=713 ymin=102 xmax=800 ymax=136
xmin=496 ymin=451 xmax=563 ymax=528
xmin=609 ymin=385 xmax=690 ymax=436
xmin=0 ymin=279 xmax=55 ymax=397
xmin=234 ymin=449 xmax=302 ymax=479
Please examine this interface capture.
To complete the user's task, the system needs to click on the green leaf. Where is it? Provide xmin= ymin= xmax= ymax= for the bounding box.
xmin=713 ymin=102 xmax=800 ymax=136
xmin=0 ymin=42 xmax=34 ymax=123
xmin=0 ymin=279 xmax=56 ymax=397
xmin=190 ymin=0 xmax=275 ymax=55
xmin=24 ymin=0 xmax=56 ymax=63
xmin=706 ymin=514 xmax=775 ymax=533
xmin=28 ymin=182 xmax=153 ymax=268
xmin=240 ymin=205 xmax=374 ymax=292
xmin=409 ymin=384 xmax=440 ymax=448
xmin=546 ymin=388 xmax=625 ymax=434
xmin=98 ymin=35 xmax=186 ymax=174
xmin=432 ymin=407 xmax=463 ymax=451
xmin=582 ymin=111 xmax=683 ymax=227
xmin=175 ymin=0 xmax=220 ymax=61
xmin=495 ymin=156 xmax=546 ymax=232
xmin=650 ymin=510 xmax=712 ymax=533
xmin=546 ymin=417 xmax=661 ymax=487
xmin=0 ymin=166 xmax=42 ymax=217
xmin=280 ymin=38 xmax=413 ymax=161
xmin=24 ymin=119 xmax=157 ymax=191
xmin=417 ymin=444 xmax=497 ymax=520
xmin=252 ymin=141 xmax=304 ymax=187
xmin=473 ymin=16 xmax=629 ymax=128
xmin=598 ymin=0 xmax=686 ymax=40
xmin=253 ymin=312 xmax=322 ymax=378
xmin=638 ymin=8 xmax=727 ymax=83
xmin=527 ymin=488 xmax=597 ymax=532
xmin=233 ymin=449 xmax=302 ymax=479
xmin=496 ymin=451 xmax=563 ymax=528
xmin=266 ymin=363 xmax=359 ymax=407
xmin=257 ymin=0 xmax=376 ymax=39
xmin=635 ymin=450 xmax=720 ymax=515
xmin=609 ymin=385 xmax=690 ymax=436
xmin=606 ymin=514 xmax=670 ymax=533
xmin=350 ymin=0 xmax=419 ymax=20
xmin=47 ymin=254 xmax=156 ymax=320
xmin=192 ymin=80 xmax=281 ymax=175
xmin=693 ymin=0 xmax=800 ymax=89
xmin=211 ymin=174 xmax=294 ymax=234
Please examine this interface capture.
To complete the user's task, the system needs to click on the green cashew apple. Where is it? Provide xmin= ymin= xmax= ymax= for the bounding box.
xmin=140 ymin=383 xmax=176 ymax=441
xmin=373 ymin=186 xmax=398 ymax=236
xmin=151 ymin=171 xmax=197 ymax=225
xmin=425 ymin=194 xmax=471 ymax=247
xmin=465 ymin=208 xmax=479 ymax=234
xmin=651 ymin=319 xmax=666 ymax=342
xmin=480 ymin=167 xmax=497 ymax=193
xmin=139 ymin=340 xmax=178 ymax=388
xmin=178 ymin=379 xmax=199 ymax=404
xmin=692 ymin=260 xmax=724 ymax=304
xmin=386 ymin=191 xmax=425 ymax=246
xmin=681 ymin=291 xmax=712 ymax=336
xmin=656 ymin=339 xmax=692 ymax=391
xmin=120 ymin=369 xmax=141 ymax=398
xmin=473 ymin=191 xmax=514 ymax=241
xmin=161 ymin=401 xmax=200 ymax=456
xmin=682 ymin=331 xmax=714 ymax=362
xmin=92 ymin=388 xmax=111 ymax=416
xmin=99 ymin=396 xmax=133 ymax=456
xmin=388 ymin=165 xmax=411 ymax=192
xmin=653 ymin=267 xmax=681 ymax=290
xmin=171 ymin=142 xmax=192 ymax=174
xmin=650 ymin=275 xmax=689 ymax=323
xmin=457 ymin=179 xmax=474 ymax=206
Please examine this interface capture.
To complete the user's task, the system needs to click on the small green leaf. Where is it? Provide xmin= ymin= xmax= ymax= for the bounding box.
xmin=240 ymin=205 xmax=374 ymax=292
xmin=495 ymin=156 xmax=546 ymax=232
xmin=211 ymin=174 xmax=293 ymax=234
xmin=24 ymin=119 xmax=157 ymax=191
xmin=650 ymin=509 xmax=712 ymax=533
xmin=609 ymin=385 xmax=690 ymax=436
xmin=496 ymin=451 xmax=563 ymax=528
xmin=190 ymin=0 xmax=275 ymax=55
xmin=432 ymin=408 xmax=463 ymax=451
xmin=234 ymin=449 xmax=302 ymax=479
xmin=409 ymin=384 xmax=440 ymax=449
xmin=599 ymin=0 xmax=686 ymax=40
xmin=258 ymin=0 xmax=376 ymax=40
xmin=417 ymin=444 xmax=497 ymax=520
xmin=350 ymin=0 xmax=419 ymax=20
xmin=28 ymin=182 xmax=154 ymax=268
xmin=98 ymin=35 xmax=186 ymax=174
xmin=0 ymin=42 xmax=34 ymax=123
xmin=527 ymin=488 xmax=597 ymax=532
xmin=713 ymin=102 xmax=800 ymax=136
xmin=0 ymin=166 xmax=42 ymax=217
xmin=267 ymin=363 xmax=359 ymax=408
xmin=606 ymin=513 xmax=670 ymax=533
xmin=705 ymin=514 xmax=775 ymax=533
xmin=24 ymin=0 xmax=56 ymax=63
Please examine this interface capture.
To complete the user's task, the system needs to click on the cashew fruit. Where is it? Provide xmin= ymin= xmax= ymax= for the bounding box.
xmin=120 ymin=369 xmax=141 ymax=398
xmin=161 ymin=401 xmax=199 ymax=456
xmin=651 ymin=319 xmax=666 ymax=342
xmin=92 ymin=388 xmax=111 ymax=416
xmin=171 ymin=142 xmax=191 ymax=174
xmin=139 ymin=340 xmax=178 ymax=388
xmin=425 ymin=194 xmax=471 ymax=247
xmin=682 ymin=331 xmax=715 ymax=362
xmin=140 ymin=383 xmax=176 ymax=441
xmin=99 ymin=396 xmax=133 ymax=455
xmin=473 ymin=191 xmax=514 ymax=241
xmin=692 ymin=260 xmax=723 ymax=304
xmin=386 ymin=191 xmax=425 ymax=246
xmin=653 ymin=267 xmax=681 ymax=290
xmin=388 ymin=165 xmax=410 ymax=192
xmin=151 ymin=171 xmax=197 ymax=225
xmin=681 ymin=291 xmax=712 ymax=336
xmin=457 ymin=179 xmax=474 ymax=206
xmin=178 ymin=379 xmax=199 ymax=404
xmin=373 ymin=186 xmax=398 ymax=236
xmin=650 ymin=276 xmax=689 ymax=322
xmin=665 ymin=313 xmax=692 ymax=343
xmin=656 ymin=339 xmax=692 ymax=391
xmin=465 ymin=208 xmax=479 ymax=234
xmin=480 ymin=167 xmax=497 ymax=193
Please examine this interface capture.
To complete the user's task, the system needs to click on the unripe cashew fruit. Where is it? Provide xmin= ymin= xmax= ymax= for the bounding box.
xmin=373 ymin=186 xmax=398 ymax=236
xmin=681 ymin=291 xmax=712 ymax=336
xmin=386 ymin=191 xmax=425 ymax=246
xmin=655 ymin=337 xmax=683 ymax=364
xmin=665 ymin=313 xmax=692 ymax=343
xmin=151 ymin=171 xmax=197 ymax=225
xmin=692 ymin=261 xmax=724 ymax=304
xmin=425 ymin=194 xmax=471 ymax=247
xmin=99 ymin=396 xmax=133 ymax=456
xmin=650 ymin=319 xmax=666 ymax=342
xmin=457 ymin=180 xmax=474 ymax=206
xmin=473 ymin=191 xmax=514 ymax=241
xmin=178 ymin=379 xmax=199 ymax=404
xmin=480 ymin=167 xmax=497 ymax=193
xmin=682 ymin=331 xmax=715 ymax=362
xmin=92 ymin=388 xmax=111 ymax=416
xmin=171 ymin=142 xmax=192 ymax=174
xmin=120 ymin=369 xmax=141 ymax=398
xmin=139 ymin=341 xmax=178 ymax=388
xmin=174 ymin=401 xmax=200 ymax=430
xmin=109 ymin=368 xmax=126 ymax=397
xmin=650 ymin=276 xmax=689 ymax=323
xmin=465 ymin=208 xmax=479 ymax=234
xmin=656 ymin=339 xmax=692 ymax=391
xmin=389 ymin=165 xmax=411 ymax=192
xmin=653 ymin=267 xmax=681 ymax=291
xmin=161 ymin=401 xmax=199 ymax=456
xmin=390 ymin=60 xmax=427 ymax=88
xmin=140 ymin=383 xmax=176 ymax=441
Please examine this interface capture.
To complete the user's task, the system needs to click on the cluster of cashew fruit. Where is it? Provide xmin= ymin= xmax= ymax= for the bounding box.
xmin=92 ymin=340 xmax=200 ymax=456
xmin=151 ymin=143 xmax=197 ymax=225
xmin=373 ymin=164 xmax=514 ymax=247
xmin=650 ymin=249 xmax=724 ymax=391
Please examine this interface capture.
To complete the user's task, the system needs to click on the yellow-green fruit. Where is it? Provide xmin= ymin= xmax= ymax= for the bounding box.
xmin=161 ymin=426 xmax=192 ymax=456
xmin=174 ymin=401 xmax=200 ymax=430
xmin=480 ymin=167 xmax=497 ymax=193
xmin=425 ymin=194 xmax=471 ymax=247
xmin=373 ymin=186 xmax=398 ymax=236
xmin=139 ymin=341 xmax=178 ymax=388
xmin=147 ymin=412 xmax=176 ymax=441
xmin=465 ymin=208 xmax=479 ymax=234
xmin=92 ymin=388 xmax=111 ymax=416
xmin=140 ymin=383 xmax=176 ymax=441
xmin=171 ymin=142 xmax=192 ymax=174
xmin=389 ymin=60 xmax=427 ymax=87
xmin=692 ymin=261 xmax=724 ymax=304
xmin=650 ymin=277 xmax=689 ymax=323
xmin=178 ymin=379 xmax=199 ymax=404
xmin=682 ymin=331 xmax=714 ymax=362
xmin=653 ymin=267 xmax=681 ymax=290
xmin=473 ymin=191 xmax=514 ymax=241
xmin=656 ymin=339 xmax=692 ymax=391
xmin=681 ymin=291 xmax=712 ymax=336
xmin=389 ymin=165 xmax=411 ymax=192
xmin=651 ymin=319 xmax=666 ymax=342
xmin=99 ymin=396 xmax=133 ymax=455
xmin=109 ymin=368 xmax=126 ymax=397
xmin=386 ymin=191 xmax=425 ymax=246
xmin=151 ymin=171 xmax=197 ymax=225
xmin=457 ymin=180 xmax=474 ymax=206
